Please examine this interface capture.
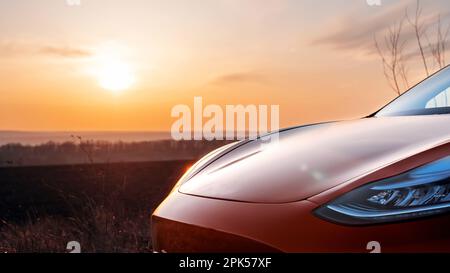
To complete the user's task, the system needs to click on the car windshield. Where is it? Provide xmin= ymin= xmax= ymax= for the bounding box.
xmin=376 ymin=65 xmax=450 ymax=117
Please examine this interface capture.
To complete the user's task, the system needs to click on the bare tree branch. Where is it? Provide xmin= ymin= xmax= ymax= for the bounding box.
xmin=374 ymin=18 xmax=407 ymax=96
xmin=427 ymin=14 xmax=450 ymax=69
xmin=407 ymin=0 xmax=430 ymax=76
xmin=399 ymin=55 xmax=410 ymax=89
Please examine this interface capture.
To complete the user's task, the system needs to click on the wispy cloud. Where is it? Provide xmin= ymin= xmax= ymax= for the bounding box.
xmin=211 ymin=72 xmax=268 ymax=85
xmin=0 ymin=41 xmax=92 ymax=58
xmin=312 ymin=1 xmax=450 ymax=57
xmin=312 ymin=2 xmax=410 ymax=55
xmin=38 ymin=46 xmax=91 ymax=58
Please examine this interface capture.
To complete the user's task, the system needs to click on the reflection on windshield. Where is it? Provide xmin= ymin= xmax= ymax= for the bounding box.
xmin=376 ymin=66 xmax=450 ymax=117
xmin=425 ymin=88 xmax=450 ymax=108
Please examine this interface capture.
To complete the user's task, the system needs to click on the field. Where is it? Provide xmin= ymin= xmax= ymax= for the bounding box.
xmin=0 ymin=160 xmax=192 ymax=252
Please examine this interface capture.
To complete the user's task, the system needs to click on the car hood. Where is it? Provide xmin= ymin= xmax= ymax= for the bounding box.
xmin=179 ymin=115 xmax=450 ymax=203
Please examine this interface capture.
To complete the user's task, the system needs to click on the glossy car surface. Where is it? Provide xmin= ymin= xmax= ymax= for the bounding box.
xmin=152 ymin=66 xmax=450 ymax=252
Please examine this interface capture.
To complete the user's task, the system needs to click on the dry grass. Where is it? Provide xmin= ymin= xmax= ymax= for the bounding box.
xmin=0 ymin=199 xmax=152 ymax=253
xmin=0 ymin=160 xmax=192 ymax=253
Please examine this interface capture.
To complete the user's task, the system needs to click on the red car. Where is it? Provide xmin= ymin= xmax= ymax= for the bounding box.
xmin=152 ymin=66 xmax=450 ymax=253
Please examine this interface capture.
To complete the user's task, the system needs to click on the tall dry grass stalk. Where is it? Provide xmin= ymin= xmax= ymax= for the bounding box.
xmin=0 ymin=198 xmax=152 ymax=253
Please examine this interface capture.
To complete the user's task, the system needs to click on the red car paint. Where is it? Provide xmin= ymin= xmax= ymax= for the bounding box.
xmin=152 ymin=116 xmax=450 ymax=252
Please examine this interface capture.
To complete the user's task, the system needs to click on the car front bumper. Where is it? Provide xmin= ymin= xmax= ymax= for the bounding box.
xmin=151 ymin=190 xmax=450 ymax=253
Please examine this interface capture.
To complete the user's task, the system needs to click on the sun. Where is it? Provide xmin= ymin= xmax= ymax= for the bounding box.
xmin=91 ymin=42 xmax=136 ymax=94
xmin=97 ymin=60 xmax=135 ymax=93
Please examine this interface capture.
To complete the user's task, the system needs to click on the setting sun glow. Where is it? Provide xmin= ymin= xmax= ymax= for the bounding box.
xmin=4 ymin=1 xmax=436 ymax=131
xmin=97 ymin=60 xmax=135 ymax=93
xmin=91 ymin=43 xmax=136 ymax=94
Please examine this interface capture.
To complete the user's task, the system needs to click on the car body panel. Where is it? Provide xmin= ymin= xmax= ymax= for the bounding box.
xmin=309 ymin=142 xmax=450 ymax=205
xmin=179 ymin=115 xmax=450 ymax=203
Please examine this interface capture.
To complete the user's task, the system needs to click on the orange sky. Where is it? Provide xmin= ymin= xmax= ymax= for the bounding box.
xmin=1 ymin=0 xmax=449 ymax=131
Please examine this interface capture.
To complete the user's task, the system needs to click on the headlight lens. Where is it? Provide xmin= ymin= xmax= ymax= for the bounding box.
xmin=315 ymin=155 xmax=450 ymax=225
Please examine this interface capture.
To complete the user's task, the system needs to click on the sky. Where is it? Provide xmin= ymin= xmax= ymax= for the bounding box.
xmin=1 ymin=0 xmax=450 ymax=131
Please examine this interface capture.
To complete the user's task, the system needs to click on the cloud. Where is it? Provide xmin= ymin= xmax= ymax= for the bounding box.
xmin=312 ymin=0 xmax=450 ymax=57
xmin=38 ymin=46 xmax=91 ymax=58
xmin=0 ymin=41 xmax=27 ymax=56
xmin=0 ymin=41 xmax=91 ymax=58
xmin=313 ymin=2 xmax=408 ymax=54
xmin=211 ymin=72 xmax=268 ymax=85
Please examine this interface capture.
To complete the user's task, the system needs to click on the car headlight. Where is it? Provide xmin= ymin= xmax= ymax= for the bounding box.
xmin=315 ymin=155 xmax=450 ymax=225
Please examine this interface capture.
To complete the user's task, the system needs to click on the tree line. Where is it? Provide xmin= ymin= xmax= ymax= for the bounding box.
xmin=0 ymin=139 xmax=232 ymax=167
